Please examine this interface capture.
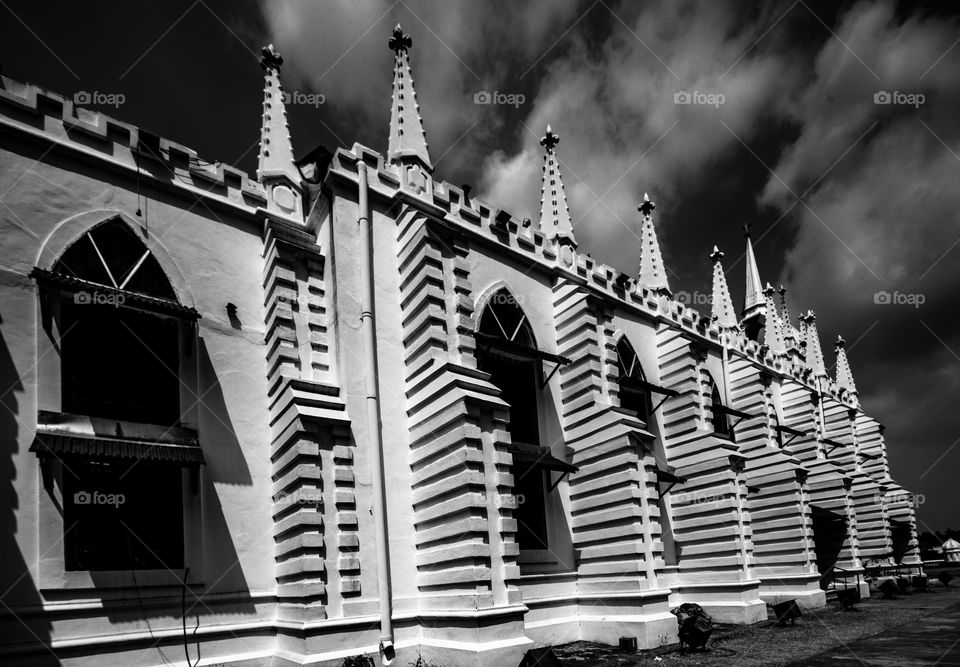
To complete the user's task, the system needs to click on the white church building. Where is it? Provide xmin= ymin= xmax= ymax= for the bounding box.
xmin=0 ymin=24 xmax=923 ymax=667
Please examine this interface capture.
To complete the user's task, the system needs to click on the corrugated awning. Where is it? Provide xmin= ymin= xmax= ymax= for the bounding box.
xmin=29 ymin=268 xmax=200 ymax=320
xmin=474 ymin=332 xmax=570 ymax=366
xmin=507 ymin=442 xmax=578 ymax=473
xmin=30 ymin=431 xmax=205 ymax=465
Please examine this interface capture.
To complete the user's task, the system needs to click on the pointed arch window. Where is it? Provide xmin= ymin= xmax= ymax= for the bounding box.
xmin=30 ymin=219 xmax=197 ymax=425
xmin=475 ymin=288 xmax=574 ymax=552
xmin=29 ymin=219 xmax=202 ymax=574
xmin=708 ymin=375 xmax=732 ymax=439
xmin=616 ymin=337 xmax=652 ymax=422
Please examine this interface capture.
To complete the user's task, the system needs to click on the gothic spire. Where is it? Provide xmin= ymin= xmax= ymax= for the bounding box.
xmin=834 ymin=335 xmax=859 ymax=399
xmin=538 ymin=124 xmax=576 ymax=247
xmin=742 ymin=223 xmax=765 ymax=321
xmin=387 ymin=25 xmax=432 ymax=172
xmin=762 ymin=283 xmax=787 ymax=355
xmin=637 ymin=193 xmax=671 ymax=296
xmin=257 ymin=44 xmax=303 ymax=210
xmin=800 ymin=310 xmax=827 ymax=378
xmin=710 ymin=246 xmax=738 ymax=329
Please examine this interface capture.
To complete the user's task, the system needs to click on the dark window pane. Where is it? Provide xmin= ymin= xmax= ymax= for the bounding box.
xmin=711 ymin=383 xmax=731 ymax=437
xmin=477 ymin=351 xmax=540 ymax=445
xmin=60 ymin=301 xmax=180 ymax=425
xmin=63 ymin=461 xmax=183 ymax=571
xmin=475 ymin=289 xmax=548 ymax=549
xmin=514 ymin=464 xmax=547 ymax=549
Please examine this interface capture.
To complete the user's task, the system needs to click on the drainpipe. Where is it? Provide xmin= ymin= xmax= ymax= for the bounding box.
xmin=357 ymin=160 xmax=395 ymax=665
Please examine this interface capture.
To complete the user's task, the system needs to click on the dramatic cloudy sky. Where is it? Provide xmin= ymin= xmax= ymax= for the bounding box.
xmin=1 ymin=0 xmax=958 ymax=532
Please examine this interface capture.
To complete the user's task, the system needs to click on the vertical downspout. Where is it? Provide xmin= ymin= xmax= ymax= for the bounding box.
xmin=357 ymin=161 xmax=395 ymax=664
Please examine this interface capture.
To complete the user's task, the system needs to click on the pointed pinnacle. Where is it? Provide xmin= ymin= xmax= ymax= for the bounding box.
xmin=389 ymin=25 xmax=412 ymax=52
xmin=639 ymin=192 xmax=656 ymax=217
xmin=260 ymin=44 xmax=283 ymax=70
xmin=540 ymin=124 xmax=560 ymax=150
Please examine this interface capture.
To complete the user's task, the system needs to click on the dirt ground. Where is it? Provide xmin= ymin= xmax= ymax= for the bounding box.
xmin=549 ymin=583 xmax=960 ymax=667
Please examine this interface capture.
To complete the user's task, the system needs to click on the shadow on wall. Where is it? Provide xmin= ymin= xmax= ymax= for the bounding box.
xmin=96 ymin=337 xmax=257 ymax=628
xmin=0 ymin=318 xmax=58 ymax=664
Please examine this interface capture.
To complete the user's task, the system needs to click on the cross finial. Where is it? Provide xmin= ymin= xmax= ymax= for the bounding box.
xmin=710 ymin=245 xmax=724 ymax=262
xmin=540 ymin=124 xmax=560 ymax=150
xmin=743 ymin=222 xmax=752 ymax=238
xmin=763 ymin=281 xmax=776 ymax=297
xmin=778 ymin=284 xmax=786 ymax=296
xmin=836 ymin=334 xmax=846 ymax=350
xmin=260 ymin=44 xmax=283 ymax=70
xmin=638 ymin=192 xmax=656 ymax=217
xmin=800 ymin=309 xmax=816 ymax=323
xmin=389 ymin=24 xmax=412 ymax=53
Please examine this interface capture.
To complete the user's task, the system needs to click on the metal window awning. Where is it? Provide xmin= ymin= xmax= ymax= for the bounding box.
xmin=619 ymin=377 xmax=679 ymax=413
xmin=474 ymin=331 xmax=571 ymax=388
xmin=30 ymin=431 xmax=205 ymax=466
xmin=821 ymin=437 xmax=847 ymax=457
xmin=507 ymin=442 xmax=578 ymax=490
xmin=30 ymin=268 xmax=201 ymax=320
xmin=776 ymin=424 xmax=807 ymax=447
xmin=654 ymin=467 xmax=687 ymax=495
xmin=858 ymin=451 xmax=881 ymax=461
xmin=712 ymin=404 xmax=757 ymax=432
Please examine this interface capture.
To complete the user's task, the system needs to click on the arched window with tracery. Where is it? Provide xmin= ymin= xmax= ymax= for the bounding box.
xmin=29 ymin=218 xmax=201 ymax=572
xmin=35 ymin=219 xmax=190 ymax=424
xmin=474 ymin=288 xmax=575 ymax=552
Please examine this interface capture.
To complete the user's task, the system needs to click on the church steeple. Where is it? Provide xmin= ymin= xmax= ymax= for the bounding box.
xmin=538 ymin=125 xmax=576 ymax=247
xmin=740 ymin=223 xmax=766 ymax=340
xmin=637 ymin=193 xmax=671 ymax=296
xmin=742 ymin=224 xmax=765 ymax=315
xmin=710 ymin=246 xmax=738 ymax=330
xmin=834 ymin=335 xmax=859 ymax=402
xmin=800 ymin=311 xmax=827 ymax=378
xmin=387 ymin=25 xmax=432 ymax=172
xmin=257 ymin=44 xmax=303 ymax=217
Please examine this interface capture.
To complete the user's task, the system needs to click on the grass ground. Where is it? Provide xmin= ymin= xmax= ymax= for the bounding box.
xmin=550 ymin=583 xmax=960 ymax=667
